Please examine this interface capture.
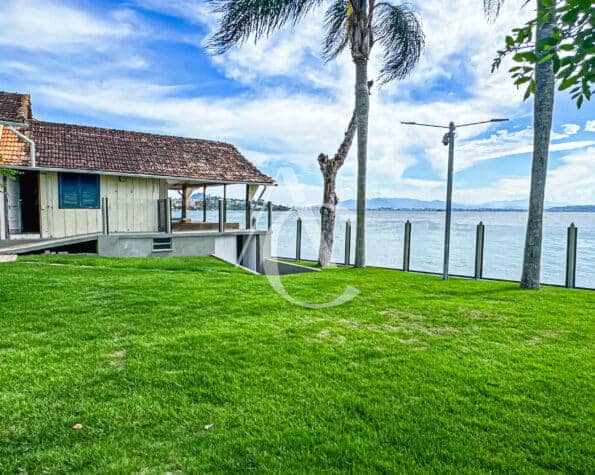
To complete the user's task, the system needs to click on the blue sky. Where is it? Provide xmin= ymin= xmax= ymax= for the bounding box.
xmin=0 ymin=0 xmax=593 ymax=205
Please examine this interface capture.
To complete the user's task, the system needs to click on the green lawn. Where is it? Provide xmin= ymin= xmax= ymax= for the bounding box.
xmin=0 ymin=256 xmax=593 ymax=473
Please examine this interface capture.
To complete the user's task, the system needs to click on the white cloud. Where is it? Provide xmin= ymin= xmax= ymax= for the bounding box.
xmin=2 ymin=0 xmax=589 ymax=207
xmin=585 ymin=120 xmax=595 ymax=132
xmin=265 ymin=168 xmax=325 ymax=207
xmin=424 ymin=127 xmax=594 ymax=175
xmin=31 ymin=67 xmax=590 ymax=205
xmin=132 ymin=0 xmax=213 ymax=26
xmin=394 ymin=1 xmax=531 ymax=90
xmin=453 ymin=147 xmax=595 ymax=205
xmin=0 ymin=61 xmax=37 ymax=73
xmin=562 ymin=123 xmax=580 ymax=136
xmin=36 ymin=80 xmax=354 ymax=160
xmin=0 ymin=0 xmax=136 ymax=51
xmin=545 ymin=147 xmax=595 ymax=204
xmin=210 ymin=22 xmax=325 ymax=84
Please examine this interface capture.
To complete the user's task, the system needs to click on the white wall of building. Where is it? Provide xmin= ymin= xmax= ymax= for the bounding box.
xmin=39 ymin=172 xmax=161 ymax=239
xmin=0 ymin=177 xmax=6 ymax=240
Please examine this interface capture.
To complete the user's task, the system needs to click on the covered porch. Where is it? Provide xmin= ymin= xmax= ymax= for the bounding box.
xmin=164 ymin=179 xmax=273 ymax=234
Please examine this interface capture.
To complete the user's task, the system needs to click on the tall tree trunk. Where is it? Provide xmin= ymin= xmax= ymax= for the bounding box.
xmin=354 ymin=58 xmax=369 ymax=267
xmin=520 ymin=0 xmax=556 ymax=289
xmin=318 ymin=109 xmax=358 ymax=267
xmin=349 ymin=0 xmax=371 ymax=268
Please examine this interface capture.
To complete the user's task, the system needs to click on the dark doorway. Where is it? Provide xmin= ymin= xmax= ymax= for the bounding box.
xmin=237 ymin=235 xmax=246 ymax=266
xmin=19 ymin=171 xmax=40 ymax=233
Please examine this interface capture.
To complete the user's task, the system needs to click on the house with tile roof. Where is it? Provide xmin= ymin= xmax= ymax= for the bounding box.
xmin=0 ymin=91 xmax=274 ymax=269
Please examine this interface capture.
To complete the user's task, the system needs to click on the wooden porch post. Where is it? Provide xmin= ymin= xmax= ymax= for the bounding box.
xmin=181 ymin=184 xmax=188 ymax=223
xmin=218 ymin=199 xmax=224 ymax=232
xmin=245 ymin=184 xmax=251 ymax=229
xmin=202 ymin=185 xmax=207 ymax=222
xmin=223 ymin=184 xmax=227 ymax=223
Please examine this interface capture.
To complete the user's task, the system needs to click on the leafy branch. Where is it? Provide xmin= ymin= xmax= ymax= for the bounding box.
xmin=0 ymin=154 xmax=18 ymax=182
xmin=492 ymin=0 xmax=594 ymax=108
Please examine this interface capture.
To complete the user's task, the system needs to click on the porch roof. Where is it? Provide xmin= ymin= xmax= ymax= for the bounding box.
xmin=0 ymin=92 xmax=274 ymax=186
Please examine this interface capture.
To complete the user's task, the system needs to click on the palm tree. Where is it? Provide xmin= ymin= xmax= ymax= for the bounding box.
xmin=207 ymin=0 xmax=424 ymax=267
xmin=484 ymin=0 xmax=557 ymax=289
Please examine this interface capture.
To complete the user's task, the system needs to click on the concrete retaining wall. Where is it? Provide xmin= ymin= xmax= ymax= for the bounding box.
xmin=97 ymin=231 xmax=271 ymax=273
xmin=263 ymin=259 xmax=319 ymax=276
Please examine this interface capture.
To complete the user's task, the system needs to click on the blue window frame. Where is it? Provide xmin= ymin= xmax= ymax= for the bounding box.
xmin=58 ymin=173 xmax=100 ymax=209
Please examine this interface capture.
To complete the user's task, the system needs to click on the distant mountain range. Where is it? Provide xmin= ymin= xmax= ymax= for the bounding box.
xmin=337 ymin=198 xmax=592 ymax=212
xmin=547 ymin=205 xmax=595 ymax=212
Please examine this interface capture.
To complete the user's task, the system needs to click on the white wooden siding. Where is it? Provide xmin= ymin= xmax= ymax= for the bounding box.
xmin=0 ymin=178 xmax=6 ymax=240
xmin=39 ymin=172 xmax=161 ymax=238
xmin=102 ymin=175 xmax=160 ymax=233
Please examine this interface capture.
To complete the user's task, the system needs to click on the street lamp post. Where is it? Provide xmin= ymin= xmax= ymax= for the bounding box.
xmin=401 ymin=118 xmax=509 ymax=280
xmin=444 ymin=121 xmax=456 ymax=281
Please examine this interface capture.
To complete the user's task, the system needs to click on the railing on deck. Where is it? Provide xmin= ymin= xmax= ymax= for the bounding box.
xmin=100 ymin=198 xmax=274 ymax=236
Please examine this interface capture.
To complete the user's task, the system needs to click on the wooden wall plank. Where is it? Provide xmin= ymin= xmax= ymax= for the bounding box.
xmin=39 ymin=173 xmax=159 ymax=238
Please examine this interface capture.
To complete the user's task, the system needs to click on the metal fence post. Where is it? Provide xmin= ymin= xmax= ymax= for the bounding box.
xmin=296 ymin=217 xmax=302 ymax=261
xmin=344 ymin=220 xmax=352 ymax=265
xmin=474 ymin=221 xmax=485 ymax=279
xmin=403 ymin=220 xmax=411 ymax=272
xmin=246 ymin=201 xmax=252 ymax=229
xmin=566 ymin=223 xmax=577 ymax=288
xmin=267 ymin=201 xmax=273 ymax=231
xmin=218 ymin=199 xmax=224 ymax=233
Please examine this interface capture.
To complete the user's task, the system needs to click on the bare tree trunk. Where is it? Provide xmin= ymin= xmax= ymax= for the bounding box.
xmin=354 ymin=58 xmax=369 ymax=267
xmin=318 ymin=109 xmax=358 ymax=267
xmin=520 ymin=0 xmax=556 ymax=289
xmin=318 ymin=168 xmax=338 ymax=267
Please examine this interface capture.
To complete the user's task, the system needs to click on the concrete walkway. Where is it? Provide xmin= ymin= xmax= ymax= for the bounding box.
xmin=0 ymin=234 xmax=98 ymax=255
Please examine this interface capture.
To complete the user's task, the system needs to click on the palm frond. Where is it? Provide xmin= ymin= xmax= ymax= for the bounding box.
xmin=207 ymin=0 xmax=323 ymax=54
xmin=322 ymin=0 xmax=350 ymax=62
xmin=373 ymin=2 xmax=424 ymax=84
xmin=483 ymin=0 xmax=505 ymax=22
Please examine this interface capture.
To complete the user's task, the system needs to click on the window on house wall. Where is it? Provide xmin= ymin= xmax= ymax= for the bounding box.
xmin=58 ymin=173 xmax=100 ymax=209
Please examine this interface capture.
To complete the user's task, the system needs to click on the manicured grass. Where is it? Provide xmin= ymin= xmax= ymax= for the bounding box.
xmin=0 ymin=255 xmax=593 ymax=473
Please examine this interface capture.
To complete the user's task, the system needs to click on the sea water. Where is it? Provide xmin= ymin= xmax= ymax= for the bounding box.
xmin=179 ymin=209 xmax=595 ymax=289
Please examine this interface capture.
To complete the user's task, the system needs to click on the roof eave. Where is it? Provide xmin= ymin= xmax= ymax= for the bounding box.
xmin=0 ymin=164 xmax=276 ymax=186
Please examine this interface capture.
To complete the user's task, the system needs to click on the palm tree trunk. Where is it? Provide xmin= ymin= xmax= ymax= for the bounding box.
xmin=520 ymin=0 xmax=556 ymax=289
xmin=354 ymin=58 xmax=369 ymax=267
xmin=318 ymin=109 xmax=358 ymax=267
